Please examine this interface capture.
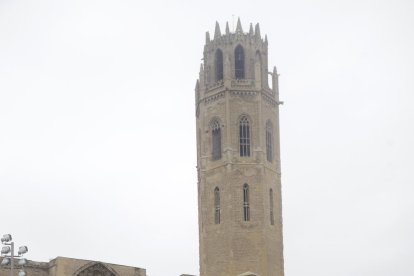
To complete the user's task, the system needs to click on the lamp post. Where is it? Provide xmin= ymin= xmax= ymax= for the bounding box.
xmin=1 ymin=234 xmax=28 ymax=276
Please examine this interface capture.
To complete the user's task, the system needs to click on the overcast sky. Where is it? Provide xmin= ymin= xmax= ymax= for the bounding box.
xmin=1 ymin=0 xmax=413 ymax=276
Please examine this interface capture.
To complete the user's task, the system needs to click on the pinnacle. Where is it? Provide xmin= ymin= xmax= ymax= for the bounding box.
xmin=255 ymin=23 xmax=261 ymax=39
xmin=214 ymin=21 xmax=222 ymax=38
xmin=249 ymin=23 xmax=254 ymax=36
xmin=235 ymin=17 xmax=243 ymax=33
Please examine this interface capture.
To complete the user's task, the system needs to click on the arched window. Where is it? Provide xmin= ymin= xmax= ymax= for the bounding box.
xmin=239 ymin=116 xmax=250 ymax=157
xmin=255 ymin=50 xmax=262 ymax=83
xmin=74 ymin=263 xmax=116 ymax=276
xmin=197 ymin=128 xmax=201 ymax=159
xmin=243 ymin=184 xmax=250 ymax=221
xmin=235 ymin=45 xmax=245 ymax=79
xmin=215 ymin=49 xmax=223 ymax=82
xmin=266 ymin=121 xmax=273 ymax=162
xmin=214 ymin=187 xmax=220 ymax=224
xmin=270 ymin=188 xmax=274 ymax=225
xmin=211 ymin=120 xmax=221 ymax=160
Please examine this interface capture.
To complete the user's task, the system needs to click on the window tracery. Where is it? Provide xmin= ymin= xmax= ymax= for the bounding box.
xmin=211 ymin=120 xmax=222 ymax=160
xmin=235 ymin=45 xmax=245 ymax=79
xmin=239 ymin=116 xmax=250 ymax=157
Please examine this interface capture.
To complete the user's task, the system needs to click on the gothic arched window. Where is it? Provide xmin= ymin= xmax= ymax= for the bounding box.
xmin=215 ymin=49 xmax=223 ymax=82
xmin=270 ymin=188 xmax=275 ymax=225
xmin=243 ymin=184 xmax=250 ymax=221
xmin=235 ymin=45 xmax=245 ymax=79
xmin=74 ymin=263 xmax=117 ymax=276
xmin=214 ymin=187 xmax=220 ymax=224
xmin=266 ymin=121 xmax=273 ymax=163
xmin=239 ymin=116 xmax=250 ymax=157
xmin=211 ymin=120 xmax=222 ymax=160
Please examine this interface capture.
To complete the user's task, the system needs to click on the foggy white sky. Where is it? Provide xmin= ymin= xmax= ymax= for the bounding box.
xmin=1 ymin=0 xmax=413 ymax=275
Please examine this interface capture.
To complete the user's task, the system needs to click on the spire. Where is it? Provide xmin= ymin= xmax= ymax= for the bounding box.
xmin=235 ymin=17 xmax=243 ymax=33
xmin=225 ymin=21 xmax=230 ymax=35
xmin=214 ymin=21 xmax=221 ymax=39
xmin=206 ymin=31 xmax=210 ymax=43
xmin=265 ymin=34 xmax=268 ymax=44
xmin=195 ymin=79 xmax=199 ymax=90
xmin=255 ymin=23 xmax=261 ymax=39
xmin=249 ymin=23 xmax=254 ymax=36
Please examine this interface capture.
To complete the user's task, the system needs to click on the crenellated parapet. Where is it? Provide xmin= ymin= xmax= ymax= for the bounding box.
xmin=204 ymin=19 xmax=267 ymax=51
xmin=196 ymin=18 xmax=279 ymax=108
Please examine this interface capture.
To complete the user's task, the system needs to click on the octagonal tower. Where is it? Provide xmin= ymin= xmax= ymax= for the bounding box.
xmin=195 ymin=19 xmax=284 ymax=276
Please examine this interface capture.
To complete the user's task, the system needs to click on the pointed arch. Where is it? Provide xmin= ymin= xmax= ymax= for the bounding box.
xmin=215 ymin=49 xmax=224 ymax=82
xmin=243 ymin=183 xmax=250 ymax=221
xmin=214 ymin=187 xmax=220 ymax=224
xmin=239 ymin=115 xmax=251 ymax=157
xmin=235 ymin=45 xmax=245 ymax=79
xmin=73 ymin=262 xmax=118 ymax=276
xmin=211 ymin=119 xmax=222 ymax=160
xmin=255 ymin=50 xmax=262 ymax=68
xmin=255 ymin=50 xmax=262 ymax=82
xmin=266 ymin=120 xmax=273 ymax=162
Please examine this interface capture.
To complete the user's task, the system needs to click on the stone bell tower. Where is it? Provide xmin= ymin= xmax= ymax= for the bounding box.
xmin=195 ymin=19 xmax=284 ymax=276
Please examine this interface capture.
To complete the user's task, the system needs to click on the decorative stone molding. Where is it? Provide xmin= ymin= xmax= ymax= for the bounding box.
xmin=230 ymin=91 xmax=257 ymax=97
xmin=231 ymin=79 xmax=255 ymax=88
xmin=73 ymin=262 xmax=118 ymax=276
xmin=238 ymin=272 xmax=260 ymax=276
xmin=262 ymin=92 xmax=277 ymax=108
xmin=207 ymin=80 xmax=224 ymax=91
xmin=204 ymin=91 xmax=225 ymax=105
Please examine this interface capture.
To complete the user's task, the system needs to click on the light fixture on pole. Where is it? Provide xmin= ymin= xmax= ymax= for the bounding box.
xmin=0 ymin=234 xmax=29 ymax=276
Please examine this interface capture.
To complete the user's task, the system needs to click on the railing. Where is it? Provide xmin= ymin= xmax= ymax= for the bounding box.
xmin=231 ymin=79 xmax=254 ymax=88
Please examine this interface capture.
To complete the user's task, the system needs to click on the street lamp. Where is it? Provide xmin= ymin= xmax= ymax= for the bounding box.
xmin=0 ymin=234 xmax=28 ymax=276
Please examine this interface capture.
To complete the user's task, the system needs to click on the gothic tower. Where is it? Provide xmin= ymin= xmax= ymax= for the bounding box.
xmin=195 ymin=19 xmax=284 ymax=276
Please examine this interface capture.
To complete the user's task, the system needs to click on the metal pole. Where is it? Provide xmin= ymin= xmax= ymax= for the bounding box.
xmin=10 ymin=242 xmax=14 ymax=276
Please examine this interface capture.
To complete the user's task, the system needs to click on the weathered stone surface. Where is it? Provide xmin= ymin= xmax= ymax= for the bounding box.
xmin=0 ymin=257 xmax=146 ymax=276
xmin=196 ymin=20 xmax=284 ymax=276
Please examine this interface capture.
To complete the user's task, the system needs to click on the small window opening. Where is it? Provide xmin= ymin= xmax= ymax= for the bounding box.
xmin=239 ymin=116 xmax=251 ymax=157
xmin=266 ymin=121 xmax=273 ymax=163
xmin=235 ymin=45 xmax=245 ymax=79
xmin=214 ymin=187 xmax=220 ymax=224
xmin=212 ymin=120 xmax=221 ymax=160
xmin=215 ymin=49 xmax=223 ymax=82
xmin=243 ymin=184 xmax=250 ymax=221
xmin=270 ymin=188 xmax=275 ymax=225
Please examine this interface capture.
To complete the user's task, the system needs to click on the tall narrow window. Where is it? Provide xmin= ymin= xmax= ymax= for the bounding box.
xmin=235 ymin=45 xmax=245 ymax=79
xmin=215 ymin=49 xmax=223 ymax=81
xmin=197 ymin=128 xmax=201 ymax=160
xmin=211 ymin=120 xmax=221 ymax=160
xmin=214 ymin=187 xmax=220 ymax=224
xmin=239 ymin=116 xmax=250 ymax=157
xmin=266 ymin=121 xmax=273 ymax=162
xmin=243 ymin=184 xmax=250 ymax=221
xmin=270 ymin=188 xmax=275 ymax=225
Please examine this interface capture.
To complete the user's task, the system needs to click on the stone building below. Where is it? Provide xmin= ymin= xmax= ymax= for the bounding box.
xmin=0 ymin=256 xmax=146 ymax=276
